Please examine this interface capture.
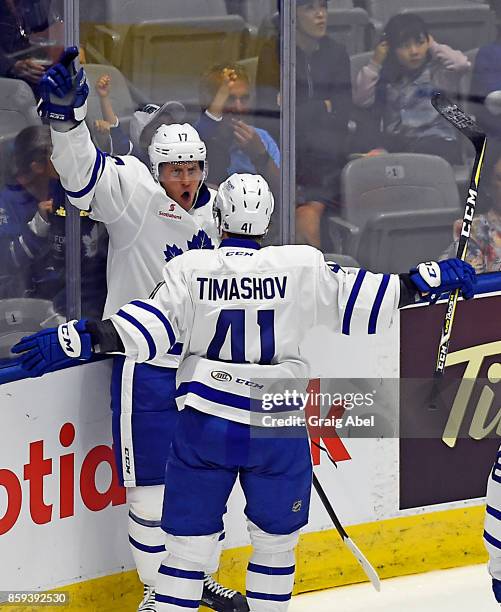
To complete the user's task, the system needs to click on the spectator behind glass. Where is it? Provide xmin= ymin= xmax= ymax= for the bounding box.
xmin=0 ymin=0 xmax=64 ymax=91
xmin=0 ymin=124 xmax=56 ymax=297
xmin=196 ymin=62 xmax=280 ymax=195
xmin=0 ymin=125 xmax=108 ymax=316
xmin=353 ymin=13 xmax=470 ymax=165
xmin=91 ymin=72 xmax=187 ymax=165
xmin=469 ymin=21 xmax=501 ymax=140
xmin=441 ymin=143 xmax=501 ymax=273
xmin=256 ymin=0 xmax=352 ymax=248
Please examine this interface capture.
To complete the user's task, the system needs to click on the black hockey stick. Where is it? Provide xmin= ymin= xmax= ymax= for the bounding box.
xmin=428 ymin=93 xmax=487 ymax=413
xmin=312 ymin=473 xmax=381 ymax=591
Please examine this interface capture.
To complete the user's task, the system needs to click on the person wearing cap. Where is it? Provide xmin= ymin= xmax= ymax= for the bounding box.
xmin=37 ymin=47 xmax=248 ymax=612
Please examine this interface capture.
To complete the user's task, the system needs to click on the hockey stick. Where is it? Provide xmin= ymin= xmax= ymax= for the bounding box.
xmin=428 ymin=93 xmax=487 ymax=412
xmin=312 ymin=473 xmax=381 ymax=591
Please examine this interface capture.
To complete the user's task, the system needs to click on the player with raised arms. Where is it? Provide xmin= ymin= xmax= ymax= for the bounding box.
xmin=13 ymin=169 xmax=477 ymax=611
xmin=36 ymin=47 xmax=246 ymax=612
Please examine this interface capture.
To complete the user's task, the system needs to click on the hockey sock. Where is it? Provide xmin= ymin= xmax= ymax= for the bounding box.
xmin=246 ymin=550 xmax=295 ymax=611
xmin=155 ymin=553 xmax=204 ymax=611
xmin=128 ymin=509 xmax=166 ymax=587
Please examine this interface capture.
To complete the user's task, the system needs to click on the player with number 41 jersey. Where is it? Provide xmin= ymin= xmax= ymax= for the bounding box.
xmin=37 ymin=47 xmax=245 ymax=612
xmin=13 ymin=172 xmax=477 ymax=611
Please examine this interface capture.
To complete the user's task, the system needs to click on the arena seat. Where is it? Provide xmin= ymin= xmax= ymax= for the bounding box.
xmin=0 ymin=79 xmax=41 ymax=188
xmin=0 ymin=78 xmax=40 ymax=144
xmin=327 ymin=8 xmax=370 ymax=55
xmin=120 ymin=16 xmax=247 ymax=103
xmin=355 ymin=209 xmax=460 ymax=272
xmin=329 ymin=153 xmax=461 ymax=265
xmin=0 ymin=298 xmax=61 ymax=359
xmin=81 ymin=0 xmax=233 ymax=70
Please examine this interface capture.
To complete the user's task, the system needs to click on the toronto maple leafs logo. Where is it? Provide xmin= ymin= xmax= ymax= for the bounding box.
xmin=164 ymin=230 xmax=214 ymax=263
xmin=164 ymin=243 xmax=183 ymax=262
xmin=187 ymin=229 xmax=214 ymax=251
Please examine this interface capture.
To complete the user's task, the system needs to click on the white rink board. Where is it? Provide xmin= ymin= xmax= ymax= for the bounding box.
xmin=0 ymin=317 xmax=477 ymax=590
xmin=0 ymin=361 xmax=134 ymax=591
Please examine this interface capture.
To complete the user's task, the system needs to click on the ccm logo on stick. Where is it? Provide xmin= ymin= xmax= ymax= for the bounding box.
xmin=461 ymin=189 xmax=477 ymax=238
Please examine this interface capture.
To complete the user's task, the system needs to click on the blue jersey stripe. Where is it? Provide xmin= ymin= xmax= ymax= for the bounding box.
xmin=155 ymin=593 xmax=200 ymax=608
xmin=246 ymin=590 xmax=292 ymax=602
xmin=159 ymin=565 xmax=204 ymax=580
xmin=168 ymin=342 xmax=183 ymax=355
xmin=130 ymin=300 xmax=176 ymax=347
xmin=342 ymin=269 xmax=366 ymax=335
xmin=248 ymin=563 xmax=295 ymax=576
xmin=487 ymin=505 xmax=501 ymax=521
xmin=116 ymin=309 xmax=156 ymax=360
xmin=484 ymin=530 xmax=501 ymax=550
xmin=65 ymin=148 xmax=104 ymax=198
xmin=368 ymin=274 xmax=390 ymax=334
xmin=176 ymin=381 xmax=250 ymax=410
xmin=128 ymin=535 xmax=165 ymax=553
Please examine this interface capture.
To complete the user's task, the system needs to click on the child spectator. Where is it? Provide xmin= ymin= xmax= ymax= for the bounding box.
xmin=196 ymin=62 xmax=280 ymax=194
xmin=353 ymin=13 xmax=470 ymax=164
xmin=91 ymin=73 xmax=132 ymax=155
xmin=256 ymin=0 xmax=352 ymax=248
xmin=91 ymin=71 xmax=187 ymax=164
xmin=441 ymin=144 xmax=501 ymax=273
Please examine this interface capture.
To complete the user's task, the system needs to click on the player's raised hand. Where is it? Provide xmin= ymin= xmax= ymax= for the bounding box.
xmin=38 ymin=46 xmax=89 ymax=123
xmin=409 ymin=258 xmax=477 ymax=302
xmin=11 ymin=319 xmax=94 ymax=377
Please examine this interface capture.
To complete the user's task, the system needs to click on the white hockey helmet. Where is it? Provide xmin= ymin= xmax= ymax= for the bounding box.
xmin=214 ymin=173 xmax=274 ymax=237
xmin=148 ymin=123 xmax=206 ymax=182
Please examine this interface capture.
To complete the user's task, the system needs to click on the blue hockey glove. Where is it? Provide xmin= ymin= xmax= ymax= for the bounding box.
xmin=409 ymin=259 xmax=476 ymax=302
xmin=11 ymin=319 xmax=94 ymax=377
xmin=38 ymin=46 xmax=88 ymax=123
xmin=492 ymin=578 xmax=501 ymax=603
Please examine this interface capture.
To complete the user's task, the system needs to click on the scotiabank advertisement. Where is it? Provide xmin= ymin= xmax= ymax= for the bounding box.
xmin=400 ymin=294 xmax=501 ymax=510
xmin=0 ymin=361 xmax=134 ymax=591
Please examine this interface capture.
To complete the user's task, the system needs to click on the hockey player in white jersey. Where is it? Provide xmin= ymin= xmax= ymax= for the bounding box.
xmin=483 ymin=446 xmax=501 ymax=603
xmin=36 ymin=47 xmax=246 ymax=611
xmin=13 ymin=173 xmax=477 ymax=611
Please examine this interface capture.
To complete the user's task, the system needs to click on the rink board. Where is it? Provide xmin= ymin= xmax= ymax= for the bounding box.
xmin=1 ymin=294 xmax=500 ymax=609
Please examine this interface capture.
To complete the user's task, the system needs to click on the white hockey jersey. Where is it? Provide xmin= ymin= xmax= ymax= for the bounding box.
xmin=50 ymin=122 xmax=218 ymax=368
xmin=109 ymin=238 xmax=401 ymax=424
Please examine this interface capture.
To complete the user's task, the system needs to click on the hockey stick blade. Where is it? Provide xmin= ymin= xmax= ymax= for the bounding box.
xmin=312 ymin=474 xmax=381 ymax=591
xmin=344 ymin=537 xmax=381 ymax=592
xmin=429 ymin=93 xmax=487 ymax=404
xmin=431 ymin=92 xmax=485 ymax=147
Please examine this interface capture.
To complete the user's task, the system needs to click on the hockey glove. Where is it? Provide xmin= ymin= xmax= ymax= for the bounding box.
xmin=38 ymin=46 xmax=88 ymax=123
xmin=409 ymin=259 xmax=476 ymax=302
xmin=492 ymin=578 xmax=501 ymax=603
xmin=11 ymin=319 xmax=94 ymax=377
